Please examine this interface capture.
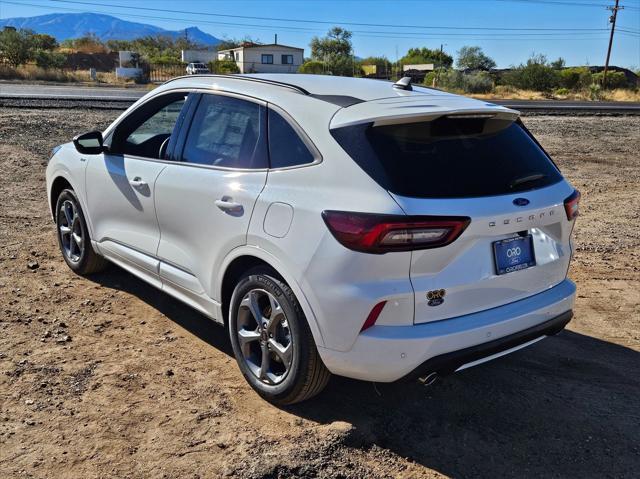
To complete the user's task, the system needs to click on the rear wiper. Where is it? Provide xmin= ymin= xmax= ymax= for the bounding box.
xmin=509 ymin=173 xmax=547 ymax=189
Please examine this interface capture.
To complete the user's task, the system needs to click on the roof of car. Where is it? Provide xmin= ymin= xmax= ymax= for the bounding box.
xmin=155 ymin=74 xmax=518 ymax=125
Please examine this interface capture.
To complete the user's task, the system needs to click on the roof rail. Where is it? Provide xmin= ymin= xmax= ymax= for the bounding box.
xmin=162 ymin=74 xmax=310 ymax=96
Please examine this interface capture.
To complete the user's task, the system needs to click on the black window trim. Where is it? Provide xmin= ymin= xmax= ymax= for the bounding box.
xmin=266 ymin=103 xmax=323 ymax=170
xmin=103 ymin=90 xmax=191 ymax=161
xmin=261 ymin=54 xmax=274 ymax=64
xmin=102 ymin=88 xmax=322 ymax=172
xmin=281 ymin=54 xmax=294 ymax=65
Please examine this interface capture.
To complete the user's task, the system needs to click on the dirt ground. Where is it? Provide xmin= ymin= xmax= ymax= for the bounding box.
xmin=0 ymin=108 xmax=638 ymax=479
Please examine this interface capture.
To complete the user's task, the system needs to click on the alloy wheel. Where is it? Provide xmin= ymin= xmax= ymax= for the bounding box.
xmin=236 ymin=288 xmax=293 ymax=385
xmin=58 ymin=199 xmax=84 ymax=263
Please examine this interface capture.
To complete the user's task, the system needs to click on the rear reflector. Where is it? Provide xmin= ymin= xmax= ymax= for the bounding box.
xmin=322 ymin=211 xmax=471 ymax=254
xmin=564 ymin=189 xmax=581 ymax=221
xmin=361 ymin=301 xmax=387 ymax=332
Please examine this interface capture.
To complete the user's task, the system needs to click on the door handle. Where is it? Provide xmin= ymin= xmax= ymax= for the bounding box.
xmin=129 ymin=176 xmax=147 ymax=188
xmin=215 ymin=196 xmax=244 ymax=216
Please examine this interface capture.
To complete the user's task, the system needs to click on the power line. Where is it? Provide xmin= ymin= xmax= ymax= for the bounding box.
xmin=44 ymin=0 xmax=625 ymax=31
xmin=3 ymin=1 xmax=623 ymax=40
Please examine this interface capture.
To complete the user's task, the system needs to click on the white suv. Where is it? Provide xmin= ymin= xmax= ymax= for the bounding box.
xmin=46 ymin=74 xmax=579 ymax=404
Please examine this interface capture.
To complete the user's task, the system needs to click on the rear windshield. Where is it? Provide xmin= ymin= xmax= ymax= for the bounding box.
xmin=330 ymin=118 xmax=562 ymax=198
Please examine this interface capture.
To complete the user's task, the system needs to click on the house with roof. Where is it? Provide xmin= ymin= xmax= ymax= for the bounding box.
xmin=217 ymin=42 xmax=304 ymax=74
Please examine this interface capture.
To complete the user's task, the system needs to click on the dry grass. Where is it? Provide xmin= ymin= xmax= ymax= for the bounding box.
xmin=473 ymin=86 xmax=640 ymax=102
xmin=0 ymin=64 xmax=90 ymax=82
xmin=0 ymin=65 xmax=139 ymax=86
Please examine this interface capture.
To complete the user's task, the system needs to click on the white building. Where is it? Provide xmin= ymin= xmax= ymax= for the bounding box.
xmin=217 ymin=43 xmax=304 ymax=74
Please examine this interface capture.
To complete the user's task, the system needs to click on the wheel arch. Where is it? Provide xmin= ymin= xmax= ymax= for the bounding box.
xmin=50 ymin=176 xmax=73 ymax=218
xmin=48 ymin=172 xmax=95 ymax=238
xmin=217 ymin=247 xmax=325 ymax=348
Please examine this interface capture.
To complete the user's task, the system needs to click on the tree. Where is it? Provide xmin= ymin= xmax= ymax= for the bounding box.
xmin=551 ymin=57 xmax=566 ymax=70
xmin=30 ymin=33 xmax=58 ymax=51
xmin=456 ymin=46 xmax=496 ymax=71
xmin=400 ymin=47 xmax=453 ymax=68
xmin=310 ymin=27 xmax=354 ymax=76
xmin=0 ymin=28 xmax=32 ymax=67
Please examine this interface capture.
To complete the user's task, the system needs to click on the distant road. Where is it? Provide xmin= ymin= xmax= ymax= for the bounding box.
xmin=2 ymin=82 xmax=639 ymax=113
xmin=0 ymin=83 xmax=144 ymax=101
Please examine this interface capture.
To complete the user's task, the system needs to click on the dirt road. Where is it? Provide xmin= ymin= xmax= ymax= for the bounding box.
xmin=1 ymin=108 xmax=638 ymax=478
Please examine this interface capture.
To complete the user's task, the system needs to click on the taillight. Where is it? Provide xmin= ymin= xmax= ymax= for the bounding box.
xmin=564 ymin=189 xmax=581 ymax=221
xmin=322 ymin=211 xmax=470 ymax=254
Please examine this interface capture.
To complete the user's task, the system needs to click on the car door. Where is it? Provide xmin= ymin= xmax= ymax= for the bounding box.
xmin=85 ymin=91 xmax=192 ymax=278
xmin=154 ymin=92 xmax=268 ymax=309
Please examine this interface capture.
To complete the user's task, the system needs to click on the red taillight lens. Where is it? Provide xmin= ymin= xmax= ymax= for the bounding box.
xmin=361 ymin=301 xmax=387 ymax=332
xmin=322 ymin=211 xmax=471 ymax=254
xmin=564 ymin=189 xmax=581 ymax=221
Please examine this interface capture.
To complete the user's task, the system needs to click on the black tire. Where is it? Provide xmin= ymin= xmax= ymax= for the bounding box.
xmin=55 ymin=189 xmax=108 ymax=275
xmin=228 ymin=267 xmax=330 ymax=405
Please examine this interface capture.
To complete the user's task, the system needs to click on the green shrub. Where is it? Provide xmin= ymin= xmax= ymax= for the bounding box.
xmin=554 ymin=87 xmax=570 ymax=96
xmin=592 ymin=71 xmax=629 ymax=89
xmin=589 ymin=83 xmax=603 ymax=100
xmin=559 ymin=67 xmax=592 ymax=90
xmin=33 ymin=50 xmax=67 ymax=69
xmin=210 ymin=59 xmax=240 ymax=74
xmin=431 ymin=69 xmax=493 ymax=94
xmin=298 ymin=60 xmax=325 ymax=74
xmin=503 ymin=54 xmax=560 ymax=92
xmin=462 ymin=71 xmax=493 ymax=93
xmin=422 ymin=71 xmax=436 ymax=87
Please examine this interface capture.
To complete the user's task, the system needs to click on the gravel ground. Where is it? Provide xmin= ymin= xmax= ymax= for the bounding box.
xmin=0 ymin=108 xmax=639 ymax=478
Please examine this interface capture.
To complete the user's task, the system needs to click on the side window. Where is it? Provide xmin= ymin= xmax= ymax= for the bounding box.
xmin=281 ymin=54 xmax=293 ymax=65
xmin=261 ymin=54 xmax=273 ymax=64
xmin=268 ymin=108 xmax=315 ymax=169
xmin=181 ymin=94 xmax=268 ymax=169
xmin=110 ymin=92 xmax=187 ymax=159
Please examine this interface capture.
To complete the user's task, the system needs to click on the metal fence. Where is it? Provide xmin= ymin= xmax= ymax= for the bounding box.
xmin=143 ymin=63 xmax=186 ymax=83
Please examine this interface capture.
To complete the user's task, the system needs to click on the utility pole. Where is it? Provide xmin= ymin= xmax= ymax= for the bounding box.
xmin=434 ymin=43 xmax=444 ymax=88
xmin=603 ymin=0 xmax=622 ymax=89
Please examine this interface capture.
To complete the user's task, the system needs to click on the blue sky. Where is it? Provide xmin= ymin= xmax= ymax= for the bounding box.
xmin=1 ymin=0 xmax=639 ymax=68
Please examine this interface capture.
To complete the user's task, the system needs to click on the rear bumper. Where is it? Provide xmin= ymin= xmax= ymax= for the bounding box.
xmin=318 ymin=279 xmax=576 ymax=382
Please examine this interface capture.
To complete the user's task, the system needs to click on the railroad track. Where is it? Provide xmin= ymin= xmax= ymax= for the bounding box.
xmin=1 ymin=93 xmax=639 ymax=115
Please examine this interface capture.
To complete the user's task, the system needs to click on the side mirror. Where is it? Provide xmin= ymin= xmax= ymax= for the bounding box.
xmin=73 ymin=131 xmax=104 ymax=154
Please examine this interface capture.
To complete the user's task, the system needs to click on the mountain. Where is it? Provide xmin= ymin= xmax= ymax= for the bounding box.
xmin=0 ymin=12 xmax=221 ymax=46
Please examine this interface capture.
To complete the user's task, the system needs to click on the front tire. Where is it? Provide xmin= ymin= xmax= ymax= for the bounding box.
xmin=55 ymin=189 xmax=108 ymax=275
xmin=228 ymin=268 xmax=330 ymax=405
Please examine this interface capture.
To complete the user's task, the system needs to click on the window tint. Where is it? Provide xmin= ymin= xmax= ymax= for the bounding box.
xmin=182 ymin=94 xmax=267 ymax=169
xmin=268 ymin=108 xmax=315 ymax=168
xmin=111 ymin=92 xmax=187 ymax=159
xmin=331 ymin=119 xmax=562 ymax=198
xmin=261 ymin=54 xmax=273 ymax=64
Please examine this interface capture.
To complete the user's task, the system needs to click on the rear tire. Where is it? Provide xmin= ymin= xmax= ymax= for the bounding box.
xmin=228 ymin=267 xmax=330 ymax=405
xmin=55 ymin=189 xmax=108 ymax=275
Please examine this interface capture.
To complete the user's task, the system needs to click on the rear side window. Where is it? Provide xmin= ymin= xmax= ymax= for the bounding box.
xmin=182 ymin=94 xmax=268 ymax=169
xmin=331 ymin=118 xmax=563 ymax=198
xmin=268 ymin=109 xmax=315 ymax=168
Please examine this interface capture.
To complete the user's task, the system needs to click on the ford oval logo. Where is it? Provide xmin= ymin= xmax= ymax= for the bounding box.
xmin=513 ymin=198 xmax=530 ymax=206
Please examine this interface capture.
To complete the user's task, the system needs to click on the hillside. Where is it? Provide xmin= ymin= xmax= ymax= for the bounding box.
xmin=0 ymin=12 xmax=221 ymax=46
